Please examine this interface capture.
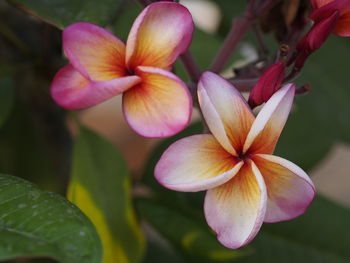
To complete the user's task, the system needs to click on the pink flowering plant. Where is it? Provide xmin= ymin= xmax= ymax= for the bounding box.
xmin=1 ymin=0 xmax=350 ymax=262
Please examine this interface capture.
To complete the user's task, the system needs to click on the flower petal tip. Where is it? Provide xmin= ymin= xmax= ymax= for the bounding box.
xmin=126 ymin=1 xmax=194 ymax=70
xmin=63 ymin=22 xmax=126 ymax=81
xmin=204 ymin=161 xmax=267 ymax=250
xmin=51 ymin=65 xmax=141 ymax=110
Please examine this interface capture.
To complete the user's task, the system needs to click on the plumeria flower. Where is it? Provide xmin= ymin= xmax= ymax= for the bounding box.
xmin=51 ymin=2 xmax=193 ymax=138
xmin=155 ymin=72 xmax=316 ymax=249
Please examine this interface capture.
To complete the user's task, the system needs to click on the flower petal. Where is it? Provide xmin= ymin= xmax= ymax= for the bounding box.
xmin=122 ymin=66 xmax=192 ymax=138
xmin=252 ymin=154 xmax=316 ymax=223
xmin=126 ymin=2 xmax=193 ymax=70
xmin=204 ymin=160 xmax=267 ymax=249
xmin=243 ymin=83 xmax=295 ymax=155
xmin=311 ymin=0 xmax=333 ymax=9
xmin=198 ymin=71 xmax=255 ymax=156
xmin=51 ymin=64 xmax=140 ymax=109
xmin=311 ymin=0 xmax=350 ymax=12
xmin=63 ymin=22 xmax=126 ymax=81
xmin=310 ymin=0 xmax=350 ymax=22
xmin=334 ymin=11 xmax=350 ymax=36
xmin=155 ymin=134 xmax=243 ymax=192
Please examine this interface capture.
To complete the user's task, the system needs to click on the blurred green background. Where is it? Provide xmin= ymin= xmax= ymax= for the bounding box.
xmin=1 ymin=0 xmax=350 ymax=262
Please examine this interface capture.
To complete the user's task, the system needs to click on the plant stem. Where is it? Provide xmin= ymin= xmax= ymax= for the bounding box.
xmin=227 ymin=77 xmax=259 ymax=92
xmin=210 ymin=13 xmax=253 ymax=73
xmin=252 ymin=22 xmax=268 ymax=57
xmin=180 ymin=50 xmax=201 ymax=82
xmin=210 ymin=0 xmax=281 ymax=73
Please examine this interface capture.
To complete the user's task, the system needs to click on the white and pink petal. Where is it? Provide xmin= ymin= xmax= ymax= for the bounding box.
xmin=243 ymin=83 xmax=295 ymax=155
xmin=198 ymin=72 xmax=255 ymax=156
xmin=204 ymin=160 xmax=267 ymax=249
xmin=252 ymin=154 xmax=316 ymax=223
xmin=122 ymin=66 xmax=192 ymax=138
xmin=126 ymin=2 xmax=193 ymax=70
xmin=155 ymin=134 xmax=243 ymax=192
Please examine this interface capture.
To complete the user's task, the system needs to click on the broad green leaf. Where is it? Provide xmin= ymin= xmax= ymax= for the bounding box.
xmin=138 ymin=199 xmax=248 ymax=262
xmin=0 ymin=75 xmax=14 ymax=127
xmin=6 ymin=0 xmax=122 ymax=29
xmin=68 ymin=127 xmax=144 ymax=263
xmin=0 ymin=173 xmax=101 ymax=263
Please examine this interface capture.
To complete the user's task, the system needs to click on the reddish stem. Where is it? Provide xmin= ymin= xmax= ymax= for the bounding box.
xmin=180 ymin=50 xmax=201 ymax=82
xmin=210 ymin=13 xmax=253 ymax=73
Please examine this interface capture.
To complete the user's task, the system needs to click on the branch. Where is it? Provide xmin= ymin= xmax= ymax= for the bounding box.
xmin=210 ymin=13 xmax=253 ymax=73
xmin=227 ymin=77 xmax=259 ymax=92
xmin=180 ymin=50 xmax=201 ymax=82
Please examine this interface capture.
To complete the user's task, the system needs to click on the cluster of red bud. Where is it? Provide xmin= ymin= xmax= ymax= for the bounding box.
xmin=248 ymin=0 xmax=350 ymax=108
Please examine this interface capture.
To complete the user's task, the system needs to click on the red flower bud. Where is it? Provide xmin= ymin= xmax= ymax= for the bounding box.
xmin=295 ymin=10 xmax=339 ymax=68
xmin=248 ymin=62 xmax=286 ymax=108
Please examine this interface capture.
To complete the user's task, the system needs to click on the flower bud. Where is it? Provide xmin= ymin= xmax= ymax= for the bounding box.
xmin=295 ymin=10 xmax=339 ymax=68
xmin=248 ymin=62 xmax=285 ymax=108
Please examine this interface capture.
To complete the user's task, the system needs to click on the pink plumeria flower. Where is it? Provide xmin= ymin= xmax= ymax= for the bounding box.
xmin=248 ymin=62 xmax=285 ymax=108
xmin=51 ymin=2 xmax=193 ymax=138
xmin=155 ymin=72 xmax=316 ymax=249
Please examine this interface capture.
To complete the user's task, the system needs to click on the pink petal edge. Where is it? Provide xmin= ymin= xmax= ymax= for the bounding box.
xmin=51 ymin=64 xmax=140 ymax=109
xmin=125 ymin=2 xmax=194 ymax=70
xmin=253 ymin=154 xmax=316 ymax=223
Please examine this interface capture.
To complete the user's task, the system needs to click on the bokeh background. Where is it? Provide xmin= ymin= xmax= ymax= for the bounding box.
xmin=1 ymin=0 xmax=350 ymax=262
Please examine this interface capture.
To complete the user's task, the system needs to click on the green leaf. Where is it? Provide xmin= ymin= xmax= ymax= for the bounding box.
xmin=0 ymin=75 xmax=14 ymax=127
xmin=237 ymin=195 xmax=350 ymax=262
xmin=6 ymin=0 xmax=122 ymax=29
xmin=138 ymin=198 xmax=248 ymax=262
xmin=0 ymin=173 xmax=102 ymax=263
xmin=68 ymin=126 xmax=144 ymax=263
